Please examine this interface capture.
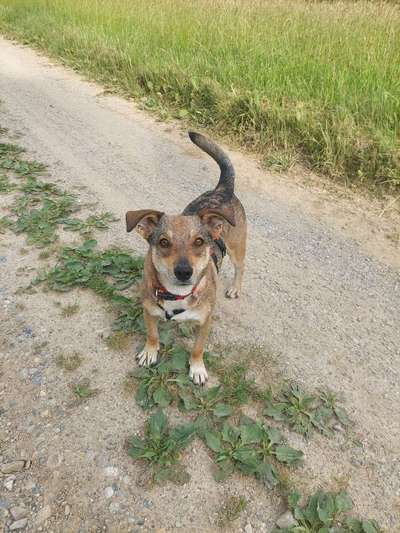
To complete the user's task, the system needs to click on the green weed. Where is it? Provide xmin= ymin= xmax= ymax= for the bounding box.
xmin=72 ymin=378 xmax=98 ymax=399
xmin=216 ymin=496 xmax=247 ymax=528
xmin=61 ymin=303 xmax=80 ymax=317
xmin=0 ymin=216 xmax=12 ymax=233
xmin=264 ymin=384 xmax=351 ymax=437
xmin=133 ymin=345 xmax=191 ymax=409
xmin=273 ymin=489 xmax=381 ymax=532
xmin=56 ymin=353 xmax=82 ymax=371
xmin=63 ymin=212 xmax=118 ymax=235
xmin=204 ymin=419 xmax=303 ymax=485
xmin=0 ymin=174 xmax=16 ymax=193
xmin=105 ymin=330 xmax=131 ymax=351
xmin=128 ymin=409 xmax=195 ymax=484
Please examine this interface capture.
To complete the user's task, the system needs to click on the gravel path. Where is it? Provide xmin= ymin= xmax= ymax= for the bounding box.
xmin=0 ymin=38 xmax=399 ymax=532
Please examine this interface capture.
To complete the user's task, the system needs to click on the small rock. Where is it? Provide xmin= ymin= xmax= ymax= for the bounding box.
xmin=244 ymin=524 xmax=253 ymax=533
xmin=10 ymin=518 xmax=28 ymax=530
xmin=104 ymin=487 xmax=114 ymax=498
xmin=36 ymin=505 xmax=51 ymax=524
xmin=10 ymin=506 xmax=28 ymax=520
xmin=104 ymin=466 xmax=119 ymax=478
xmin=276 ymin=510 xmax=297 ymax=529
xmin=1 ymin=461 xmax=26 ymax=474
xmin=64 ymin=505 xmax=71 ymax=516
xmin=0 ymin=500 xmax=10 ymax=509
xmin=143 ymin=499 xmax=153 ymax=509
xmin=4 ymin=476 xmax=15 ymax=491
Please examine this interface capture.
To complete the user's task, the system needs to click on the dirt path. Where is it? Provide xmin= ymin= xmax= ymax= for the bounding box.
xmin=0 ymin=38 xmax=399 ymax=532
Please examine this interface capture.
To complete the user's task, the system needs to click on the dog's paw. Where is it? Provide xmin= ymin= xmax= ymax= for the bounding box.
xmin=225 ymin=286 xmax=240 ymax=299
xmin=189 ymin=361 xmax=208 ymax=385
xmin=136 ymin=346 xmax=159 ymax=367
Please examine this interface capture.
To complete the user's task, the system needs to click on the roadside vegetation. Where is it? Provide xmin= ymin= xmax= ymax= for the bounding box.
xmin=0 ymin=127 xmax=382 ymax=529
xmin=0 ymin=0 xmax=399 ymax=190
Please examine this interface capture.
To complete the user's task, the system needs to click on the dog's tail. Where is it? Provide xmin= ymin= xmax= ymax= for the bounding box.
xmin=188 ymin=132 xmax=235 ymax=197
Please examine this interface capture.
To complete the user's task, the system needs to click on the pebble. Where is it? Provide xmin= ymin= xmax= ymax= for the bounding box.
xmin=244 ymin=524 xmax=253 ymax=533
xmin=64 ymin=505 xmax=71 ymax=516
xmin=1 ymin=461 xmax=25 ymax=474
xmin=104 ymin=487 xmax=114 ymax=498
xmin=276 ymin=510 xmax=297 ymax=529
xmin=4 ymin=476 xmax=15 ymax=491
xmin=104 ymin=466 xmax=119 ymax=477
xmin=10 ymin=506 xmax=28 ymax=521
xmin=10 ymin=518 xmax=28 ymax=531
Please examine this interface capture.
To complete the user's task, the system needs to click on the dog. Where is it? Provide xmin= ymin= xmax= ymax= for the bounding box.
xmin=126 ymin=132 xmax=247 ymax=384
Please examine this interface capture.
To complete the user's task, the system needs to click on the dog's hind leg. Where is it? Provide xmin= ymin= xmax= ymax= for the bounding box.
xmin=225 ymin=243 xmax=245 ymax=299
xmin=137 ymin=308 xmax=160 ymax=367
xmin=189 ymin=316 xmax=212 ymax=385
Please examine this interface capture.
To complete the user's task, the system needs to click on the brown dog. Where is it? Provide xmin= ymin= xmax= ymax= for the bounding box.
xmin=126 ymin=132 xmax=246 ymax=384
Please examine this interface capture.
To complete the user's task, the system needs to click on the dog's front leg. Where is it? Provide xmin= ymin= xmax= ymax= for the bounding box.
xmin=137 ymin=308 xmax=160 ymax=367
xmin=189 ymin=315 xmax=211 ymax=385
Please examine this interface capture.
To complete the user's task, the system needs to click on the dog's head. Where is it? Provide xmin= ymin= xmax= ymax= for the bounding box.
xmin=126 ymin=206 xmax=235 ymax=287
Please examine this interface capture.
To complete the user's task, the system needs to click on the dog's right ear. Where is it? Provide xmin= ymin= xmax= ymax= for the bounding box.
xmin=126 ymin=210 xmax=164 ymax=240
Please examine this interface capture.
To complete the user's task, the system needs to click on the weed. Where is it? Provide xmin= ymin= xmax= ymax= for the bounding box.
xmin=204 ymin=419 xmax=303 ymax=485
xmin=128 ymin=409 xmax=195 ymax=484
xmin=13 ymin=195 xmax=78 ymax=247
xmin=105 ymin=331 xmax=131 ymax=351
xmin=0 ymin=174 xmax=16 ymax=193
xmin=0 ymin=216 xmax=12 ymax=233
xmin=57 ymin=353 xmax=82 ymax=371
xmin=273 ymin=489 xmax=381 ymax=532
xmin=61 ymin=303 xmax=80 ymax=317
xmin=264 ymin=384 xmax=351 ymax=437
xmin=63 ymin=212 xmax=118 ymax=235
xmin=72 ymin=378 xmax=98 ymax=398
xmin=133 ymin=345 xmax=191 ymax=409
xmin=216 ymin=496 xmax=247 ymax=528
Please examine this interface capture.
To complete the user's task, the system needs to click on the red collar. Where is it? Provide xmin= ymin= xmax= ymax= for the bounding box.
xmin=155 ymin=285 xmax=194 ymax=301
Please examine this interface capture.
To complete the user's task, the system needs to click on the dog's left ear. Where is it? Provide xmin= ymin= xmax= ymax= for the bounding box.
xmin=198 ymin=205 xmax=236 ymax=240
xmin=126 ymin=209 xmax=164 ymax=240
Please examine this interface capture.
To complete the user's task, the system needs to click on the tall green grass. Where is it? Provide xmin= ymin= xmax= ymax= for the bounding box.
xmin=1 ymin=0 xmax=399 ymax=188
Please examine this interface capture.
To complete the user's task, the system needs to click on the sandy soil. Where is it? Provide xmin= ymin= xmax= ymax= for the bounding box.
xmin=0 ymin=38 xmax=399 ymax=532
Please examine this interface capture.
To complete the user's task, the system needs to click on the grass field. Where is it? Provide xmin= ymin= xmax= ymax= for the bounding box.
xmin=0 ymin=0 xmax=399 ymax=189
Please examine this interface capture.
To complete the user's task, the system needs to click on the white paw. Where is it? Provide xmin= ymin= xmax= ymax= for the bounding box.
xmin=136 ymin=346 xmax=159 ymax=367
xmin=225 ymin=286 xmax=240 ymax=299
xmin=189 ymin=361 xmax=208 ymax=385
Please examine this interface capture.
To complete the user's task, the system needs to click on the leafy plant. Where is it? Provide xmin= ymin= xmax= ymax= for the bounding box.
xmin=72 ymin=378 xmax=98 ymax=398
xmin=264 ymin=384 xmax=351 ymax=437
xmin=273 ymin=489 xmax=381 ymax=532
xmin=0 ymin=174 xmax=16 ymax=193
xmin=128 ymin=410 xmax=195 ymax=484
xmin=216 ymin=495 xmax=247 ymax=527
xmin=13 ymin=195 xmax=78 ymax=246
xmin=63 ymin=212 xmax=117 ymax=235
xmin=133 ymin=345 xmax=191 ymax=409
xmin=0 ymin=216 xmax=13 ymax=233
xmin=204 ymin=420 xmax=303 ymax=485
xmin=217 ymin=362 xmax=258 ymax=406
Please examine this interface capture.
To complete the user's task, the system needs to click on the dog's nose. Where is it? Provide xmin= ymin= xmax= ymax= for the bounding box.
xmin=174 ymin=260 xmax=193 ymax=282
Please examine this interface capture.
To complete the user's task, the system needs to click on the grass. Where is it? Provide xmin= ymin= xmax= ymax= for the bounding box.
xmin=72 ymin=378 xmax=99 ymax=399
xmin=216 ymin=496 xmax=247 ymax=528
xmin=56 ymin=353 xmax=82 ymax=371
xmin=61 ymin=303 xmax=80 ymax=317
xmin=0 ymin=0 xmax=399 ymax=189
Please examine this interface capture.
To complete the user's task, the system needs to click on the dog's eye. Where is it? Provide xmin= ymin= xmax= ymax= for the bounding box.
xmin=159 ymin=238 xmax=170 ymax=248
xmin=194 ymin=238 xmax=204 ymax=247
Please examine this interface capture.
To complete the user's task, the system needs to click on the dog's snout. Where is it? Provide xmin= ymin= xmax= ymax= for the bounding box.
xmin=174 ymin=259 xmax=193 ymax=282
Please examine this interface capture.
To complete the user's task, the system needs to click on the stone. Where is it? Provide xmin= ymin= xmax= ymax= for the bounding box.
xmin=244 ymin=525 xmax=253 ymax=533
xmin=104 ymin=466 xmax=119 ymax=477
xmin=10 ymin=518 xmax=28 ymax=530
xmin=10 ymin=506 xmax=28 ymax=521
xmin=64 ymin=505 xmax=71 ymax=516
xmin=4 ymin=476 xmax=15 ymax=490
xmin=1 ymin=461 xmax=25 ymax=474
xmin=104 ymin=487 xmax=114 ymax=498
xmin=276 ymin=510 xmax=297 ymax=529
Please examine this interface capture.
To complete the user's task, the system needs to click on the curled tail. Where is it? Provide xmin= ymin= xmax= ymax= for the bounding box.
xmin=188 ymin=132 xmax=235 ymax=197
